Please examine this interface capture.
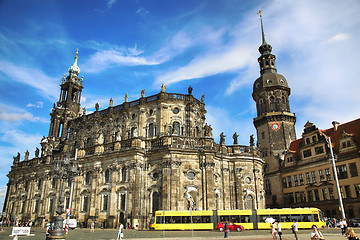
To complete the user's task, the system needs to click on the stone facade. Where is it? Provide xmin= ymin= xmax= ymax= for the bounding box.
xmin=3 ymin=51 xmax=265 ymax=229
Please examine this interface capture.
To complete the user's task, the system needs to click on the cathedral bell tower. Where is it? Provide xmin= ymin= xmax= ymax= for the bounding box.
xmin=48 ymin=50 xmax=83 ymax=142
xmin=252 ymin=13 xmax=296 ymax=171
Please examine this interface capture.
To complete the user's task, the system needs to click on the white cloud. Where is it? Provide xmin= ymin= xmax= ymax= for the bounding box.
xmin=0 ymin=104 xmax=47 ymax=123
xmin=26 ymin=102 xmax=43 ymax=108
xmin=327 ymin=33 xmax=350 ymax=43
xmin=0 ymin=61 xmax=59 ymax=100
xmin=82 ymin=49 xmax=159 ymax=73
xmin=136 ymin=7 xmax=149 ymax=18
xmin=0 ymin=186 xmax=7 ymax=197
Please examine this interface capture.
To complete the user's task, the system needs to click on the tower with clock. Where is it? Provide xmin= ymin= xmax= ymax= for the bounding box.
xmin=252 ymin=13 xmax=297 ymax=207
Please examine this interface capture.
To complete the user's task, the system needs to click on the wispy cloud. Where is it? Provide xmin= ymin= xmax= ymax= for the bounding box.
xmin=0 ymin=61 xmax=59 ymax=100
xmin=107 ymin=0 xmax=117 ymax=8
xmin=0 ymin=104 xmax=47 ymax=123
xmin=27 ymin=102 xmax=43 ymax=108
xmin=82 ymin=48 xmax=159 ymax=73
xmin=327 ymin=33 xmax=350 ymax=43
xmin=136 ymin=7 xmax=149 ymax=18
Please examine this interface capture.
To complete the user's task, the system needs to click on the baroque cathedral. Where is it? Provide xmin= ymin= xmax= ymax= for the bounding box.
xmin=3 ymin=45 xmax=267 ymax=228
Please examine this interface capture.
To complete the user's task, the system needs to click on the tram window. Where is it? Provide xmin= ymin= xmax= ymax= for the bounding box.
xmin=301 ymin=214 xmax=311 ymax=222
xmin=270 ymin=215 xmax=280 ymax=221
xmin=193 ymin=216 xmax=201 ymax=223
xmin=172 ymin=216 xmax=181 ymax=223
xmin=280 ymin=215 xmax=291 ymax=222
xmin=230 ymin=215 xmax=240 ymax=223
xmin=165 ymin=216 xmax=172 ymax=223
xmin=182 ymin=216 xmax=191 ymax=223
xmin=220 ymin=216 xmax=229 ymax=222
xmin=202 ymin=216 xmax=211 ymax=223
xmin=290 ymin=214 xmax=301 ymax=222
xmin=156 ymin=216 xmax=163 ymax=224
xmin=312 ymin=214 xmax=319 ymax=222
xmin=259 ymin=215 xmax=269 ymax=222
xmin=240 ymin=216 xmax=250 ymax=223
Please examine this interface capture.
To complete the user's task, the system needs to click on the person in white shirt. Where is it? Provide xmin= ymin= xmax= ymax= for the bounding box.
xmin=117 ymin=223 xmax=124 ymax=240
xmin=310 ymin=225 xmax=325 ymax=240
xmin=291 ymin=219 xmax=299 ymax=240
xmin=276 ymin=221 xmax=282 ymax=240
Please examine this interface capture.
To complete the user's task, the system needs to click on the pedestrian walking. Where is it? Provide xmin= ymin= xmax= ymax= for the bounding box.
xmin=291 ymin=219 xmax=299 ymax=240
xmin=310 ymin=225 xmax=324 ymax=240
xmin=224 ymin=221 xmax=229 ymax=238
xmin=341 ymin=219 xmax=348 ymax=235
xmin=117 ymin=222 xmax=124 ymax=240
xmin=90 ymin=221 xmax=95 ymax=232
xmin=276 ymin=221 xmax=282 ymax=240
xmin=271 ymin=222 xmax=277 ymax=239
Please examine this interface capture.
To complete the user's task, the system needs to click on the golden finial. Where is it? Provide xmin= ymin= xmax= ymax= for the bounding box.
xmin=257 ymin=10 xmax=262 ymax=17
xmin=62 ymin=74 xmax=66 ymax=83
xmin=80 ymin=76 xmax=84 ymax=85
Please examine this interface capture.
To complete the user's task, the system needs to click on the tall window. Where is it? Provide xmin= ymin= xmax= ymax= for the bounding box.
xmin=305 ymin=173 xmax=311 ymax=184
xmin=38 ymin=179 xmax=42 ymax=190
xmin=314 ymin=189 xmax=320 ymax=201
xmin=83 ymin=196 xmax=89 ymax=212
xmin=51 ymin=178 xmax=56 ymax=188
xmin=282 ymin=178 xmax=287 ymax=188
xmin=355 ymin=184 xmax=360 ymax=197
xmin=105 ymin=169 xmax=110 ymax=183
xmin=287 ymin=176 xmax=292 ymax=187
xmin=85 ymin=172 xmax=91 ymax=185
xmin=49 ymin=198 xmax=54 ymax=212
xmin=318 ymin=170 xmax=325 ymax=181
xmin=299 ymin=174 xmax=304 ymax=185
xmin=322 ymin=188 xmax=329 ymax=200
xmin=103 ymin=194 xmax=109 ymax=211
xmin=311 ymin=171 xmax=317 ymax=183
xmin=344 ymin=185 xmax=351 ymax=198
xmin=293 ymin=175 xmax=299 ymax=186
xmin=315 ymin=146 xmax=324 ymax=154
xmin=34 ymin=200 xmax=39 ymax=213
xmin=307 ymin=191 xmax=314 ymax=202
xmin=120 ymin=193 xmax=126 ymax=211
xmin=325 ymin=168 xmax=332 ymax=180
xmin=122 ymin=167 xmax=127 ymax=182
xmin=349 ymin=163 xmax=358 ymax=177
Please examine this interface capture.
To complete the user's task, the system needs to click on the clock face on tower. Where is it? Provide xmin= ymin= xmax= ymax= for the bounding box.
xmin=271 ymin=122 xmax=280 ymax=131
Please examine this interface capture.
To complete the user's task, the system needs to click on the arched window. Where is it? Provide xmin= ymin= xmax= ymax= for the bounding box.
xmin=119 ymin=192 xmax=126 ymax=211
xmin=245 ymin=195 xmax=254 ymax=209
xmin=312 ymin=136 xmax=317 ymax=143
xmin=86 ymin=138 xmax=93 ymax=148
xmin=306 ymin=138 xmax=310 ymax=145
xmin=131 ymin=127 xmax=137 ymax=138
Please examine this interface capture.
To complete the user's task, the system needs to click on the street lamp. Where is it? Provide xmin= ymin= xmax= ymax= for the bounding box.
xmin=48 ymin=154 xmax=78 ymax=240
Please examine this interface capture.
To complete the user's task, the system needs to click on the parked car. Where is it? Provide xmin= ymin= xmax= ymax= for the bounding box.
xmin=349 ymin=219 xmax=360 ymax=227
xmin=216 ymin=222 xmax=244 ymax=232
xmin=63 ymin=219 xmax=77 ymax=229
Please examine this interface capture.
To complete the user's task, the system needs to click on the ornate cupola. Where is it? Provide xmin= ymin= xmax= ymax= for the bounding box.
xmin=252 ymin=12 xmax=296 ymax=168
xmin=48 ymin=50 xmax=83 ymax=142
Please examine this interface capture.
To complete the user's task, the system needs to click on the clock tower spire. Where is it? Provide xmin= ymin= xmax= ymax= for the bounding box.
xmin=252 ymin=13 xmax=296 ymax=207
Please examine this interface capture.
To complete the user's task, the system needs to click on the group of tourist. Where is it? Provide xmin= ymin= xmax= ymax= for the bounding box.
xmin=269 ymin=219 xmax=359 ymax=240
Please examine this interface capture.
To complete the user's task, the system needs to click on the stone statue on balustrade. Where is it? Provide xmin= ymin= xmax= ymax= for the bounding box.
xmin=35 ymin=147 xmax=40 ymax=158
xmin=25 ymin=150 xmax=29 ymax=160
xmin=13 ymin=152 xmax=20 ymax=164
xmin=233 ymin=132 xmax=239 ymax=145
xmin=220 ymin=132 xmax=226 ymax=145
xmin=204 ymin=123 xmax=213 ymax=138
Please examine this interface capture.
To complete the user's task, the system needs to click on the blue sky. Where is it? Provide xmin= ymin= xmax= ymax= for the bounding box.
xmin=0 ymin=0 xmax=360 ymax=209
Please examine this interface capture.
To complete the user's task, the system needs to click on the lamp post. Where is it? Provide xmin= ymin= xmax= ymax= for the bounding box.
xmin=328 ymin=137 xmax=346 ymax=219
xmin=48 ymin=154 xmax=78 ymax=240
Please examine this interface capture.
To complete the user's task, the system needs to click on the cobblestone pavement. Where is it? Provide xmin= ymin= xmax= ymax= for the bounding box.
xmin=0 ymin=227 xmax=357 ymax=240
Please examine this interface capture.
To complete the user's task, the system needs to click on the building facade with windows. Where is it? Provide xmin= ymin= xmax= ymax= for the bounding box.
xmin=3 ymin=51 xmax=265 ymax=228
xmin=280 ymin=120 xmax=360 ymax=219
xmin=252 ymin=15 xmax=360 ymax=218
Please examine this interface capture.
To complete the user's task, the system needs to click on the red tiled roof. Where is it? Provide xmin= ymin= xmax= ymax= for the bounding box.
xmin=288 ymin=118 xmax=360 ymax=154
